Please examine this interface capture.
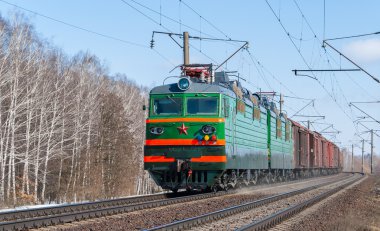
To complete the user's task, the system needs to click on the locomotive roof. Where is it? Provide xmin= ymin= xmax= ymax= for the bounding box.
xmin=150 ymin=82 xmax=236 ymax=98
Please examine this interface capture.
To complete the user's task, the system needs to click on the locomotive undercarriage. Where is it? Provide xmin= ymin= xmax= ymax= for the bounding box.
xmin=211 ymin=167 xmax=340 ymax=191
xmin=149 ymin=166 xmax=340 ymax=193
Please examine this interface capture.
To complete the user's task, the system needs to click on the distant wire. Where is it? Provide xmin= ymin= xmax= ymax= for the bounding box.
xmin=122 ymin=0 xmax=222 ymax=66
xmin=188 ymin=43 xmax=219 ymax=64
xmin=180 ymin=0 xmax=231 ymax=40
xmin=325 ymin=31 xmax=380 ymax=42
xmin=178 ymin=0 xmax=182 ymax=33
xmin=246 ymin=49 xmax=273 ymax=90
xmin=282 ymin=95 xmax=313 ymax=100
xmin=0 ymin=0 xmax=148 ymax=48
xmin=0 ymin=0 xmax=177 ymax=68
xmin=121 ymin=0 xmax=172 ymax=32
xmin=123 ymin=0 xmax=218 ymax=39
xmin=255 ymin=58 xmax=302 ymax=98
xmin=151 ymin=48 xmax=176 ymax=67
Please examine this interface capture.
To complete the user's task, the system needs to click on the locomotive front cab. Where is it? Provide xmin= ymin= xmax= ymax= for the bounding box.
xmin=144 ymin=88 xmax=227 ymax=192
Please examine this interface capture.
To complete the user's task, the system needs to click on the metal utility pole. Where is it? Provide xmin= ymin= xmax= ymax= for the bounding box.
xmin=279 ymin=94 xmax=284 ymax=115
xmin=361 ymin=139 xmax=364 ymax=174
xmin=307 ymin=120 xmax=310 ymax=130
xmin=183 ymin=32 xmax=189 ymax=65
xmin=371 ymin=129 xmax=373 ymax=174
xmin=352 ymin=144 xmax=354 ymax=172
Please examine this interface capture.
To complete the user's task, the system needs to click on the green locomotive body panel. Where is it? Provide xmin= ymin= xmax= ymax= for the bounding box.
xmin=268 ymin=110 xmax=294 ymax=170
xmin=224 ymin=95 xmax=269 ymax=170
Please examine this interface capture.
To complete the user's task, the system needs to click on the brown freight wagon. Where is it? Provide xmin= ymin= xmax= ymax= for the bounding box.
xmin=327 ymin=141 xmax=334 ymax=168
xmin=309 ymin=132 xmax=316 ymax=168
xmin=333 ymin=145 xmax=339 ymax=168
xmin=291 ymin=120 xmax=310 ymax=169
xmin=321 ymin=139 xmax=329 ymax=168
xmin=313 ymin=133 xmax=323 ymax=168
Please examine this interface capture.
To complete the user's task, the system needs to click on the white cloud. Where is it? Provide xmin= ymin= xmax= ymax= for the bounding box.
xmin=342 ymin=38 xmax=380 ymax=63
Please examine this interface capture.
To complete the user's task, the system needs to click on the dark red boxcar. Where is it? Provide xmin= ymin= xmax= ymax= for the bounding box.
xmin=327 ymin=141 xmax=334 ymax=168
xmin=313 ymin=133 xmax=323 ymax=168
xmin=309 ymin=132 xmax=316 ymax=168
xmin=291 ymin=120 xmax=310 ymax=169
xmin=321 ymin=139 xmax=329 ymax=168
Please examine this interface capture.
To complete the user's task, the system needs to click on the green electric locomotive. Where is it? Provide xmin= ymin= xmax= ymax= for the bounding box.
xmin=144 ymin=65 xmax=294 ymax=192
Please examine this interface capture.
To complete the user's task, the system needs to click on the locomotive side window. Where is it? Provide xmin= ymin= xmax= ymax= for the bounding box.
xmin=187 ymin=98 xmax=218 ymax=115
xmin=152 ymin=97 xmax=182 ymax=115
xmin=223 ymin=98 xmax=229 ymax=118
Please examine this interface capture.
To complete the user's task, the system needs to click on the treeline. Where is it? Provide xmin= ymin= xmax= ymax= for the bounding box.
xmin=0 ymin=14 xmax=154 ymax=206
xmin=342 ymin=148 xmax=378 ymax=173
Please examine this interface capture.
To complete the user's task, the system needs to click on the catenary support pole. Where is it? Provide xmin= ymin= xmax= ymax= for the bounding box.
xmin=361 ymin=139 xmax=364 ymax=174
xmin=352 ymin=144 xmax=354 ymax=172
xmin=371 ymin=129 xmax=373 ymax=174
xmin=183 ymin=32 xmax=189 ymax=65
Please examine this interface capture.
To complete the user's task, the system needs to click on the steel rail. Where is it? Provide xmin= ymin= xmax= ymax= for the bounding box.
xmin=0 ymin=191 xmax=231 ymax=230
xmin=237 ymin=175 xmax=362 ymax=231
xmin=0 ymin=191 xmax=199 ymax=221
xmin=144 ymin=175 xmax=356 ymax=231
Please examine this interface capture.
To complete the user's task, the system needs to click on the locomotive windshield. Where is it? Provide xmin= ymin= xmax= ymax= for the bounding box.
xmin=153 ymin=97 xmax=182 ymax=115
xmin=187 ymin=98 xmax=218 ymax=115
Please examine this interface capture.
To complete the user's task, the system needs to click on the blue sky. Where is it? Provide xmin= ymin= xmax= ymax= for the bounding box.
xmin=0 ymin=0 xmax=379 ymax=156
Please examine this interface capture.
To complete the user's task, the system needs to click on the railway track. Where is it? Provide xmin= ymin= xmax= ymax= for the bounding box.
xmin=236 ymin=175 xmax=364 ymax=231
xmin=0 ymin=174 xmax=352 ymax=230
xmin=145 ymin=174 xmax=362 ymax=231
xmin=0 ymin=190 xmax=230 ymax=230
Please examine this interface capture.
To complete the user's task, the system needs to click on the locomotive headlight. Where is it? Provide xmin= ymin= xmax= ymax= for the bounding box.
xmin=156 ymin=127 xmax=163 ymax=134
xmin=149 ymin=127 xmax=165 ymax=135
xmin=202 ymin=125 xmax=216 ymax=135
xmin=178 ymin=77 xmax=191 ymax=91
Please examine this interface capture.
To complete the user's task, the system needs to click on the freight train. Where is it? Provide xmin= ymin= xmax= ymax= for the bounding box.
xmin=144 ymin=64 xmax=343 ymax=192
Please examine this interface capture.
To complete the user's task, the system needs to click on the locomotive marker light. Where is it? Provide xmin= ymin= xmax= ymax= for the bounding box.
xmin=149 ymin=127 xmax=165 ymax=135
xmin=204 ymin=135 xmax=210 ymax=141
xmin=178 ymin=77 xmax=191 ymax=91
xmin=201 ymin=125 xmax=216 ymax=134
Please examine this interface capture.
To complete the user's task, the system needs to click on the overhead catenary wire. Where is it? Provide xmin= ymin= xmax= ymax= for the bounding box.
xmin=0 ymin=0 xmax=178 ymax=69
xmin=246 ymin=49 xmax=273 ymax=91
xmin=177 ymin=3 xmax=296 ymax=92
xmin=292 ymin=0 xmax=377 ymax=100
xmin=124 ymin=0 xmax=218 ymax=40
xmin=288 ymin=0 xmax=380 ymax=143
xmin=0 ymin=0 xmax=147 ymax=48
xmin=180 ymin=0 xmax=231 ymax=40
xmin=122 ymin=1 xmax=228 ymax=66
xmin=323 ymin=41 xmax=380 ymax=84
xmin=264 ymin=0 xmax=354 ymax=122
xmin=324 ymin=31 xmax=380 ymax=42
xmin=121 ymin=0 xmax=171 ymax=32
xmin=126 ymin=0 xmax=307 ymax=108
xmin=265 ymin=0 xmax=369 ymax=140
